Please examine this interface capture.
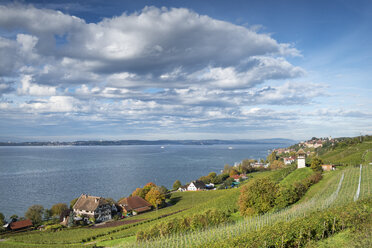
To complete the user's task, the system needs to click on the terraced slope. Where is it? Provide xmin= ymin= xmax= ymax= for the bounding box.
xmin=124 ymin=165 xmax=371 ymax=248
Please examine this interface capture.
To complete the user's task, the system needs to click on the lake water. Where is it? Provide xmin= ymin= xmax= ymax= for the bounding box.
xmin=0 ymin=143 xmax=291 ymax=218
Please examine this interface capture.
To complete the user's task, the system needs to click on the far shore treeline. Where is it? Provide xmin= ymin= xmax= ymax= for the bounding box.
xmin=0 ymin=138 xmax=294 ymax=146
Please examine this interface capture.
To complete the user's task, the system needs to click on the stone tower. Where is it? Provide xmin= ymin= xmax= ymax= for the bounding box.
xmin=297 ymin=149 xmax=306 ymax=169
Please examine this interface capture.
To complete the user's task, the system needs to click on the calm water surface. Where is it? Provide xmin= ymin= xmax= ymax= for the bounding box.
xmin=0 ymin=143 xmax=290 ymax=218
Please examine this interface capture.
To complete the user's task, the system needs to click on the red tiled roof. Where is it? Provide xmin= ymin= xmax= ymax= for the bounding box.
xmin=118 ymin=196 xmax=152 ymax=213
xmin=9 ymin=219 xmax=33 ymax=230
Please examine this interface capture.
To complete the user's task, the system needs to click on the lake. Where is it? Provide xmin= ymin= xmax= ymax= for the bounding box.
xmin=0 ymin=143 xmax=291 ymax=218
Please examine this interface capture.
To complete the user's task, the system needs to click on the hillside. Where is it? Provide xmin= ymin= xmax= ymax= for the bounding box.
xmin=317 ymin=137 xmax=372 ymax=165
xmin=279 ymin=167 xmax=313 ymax=186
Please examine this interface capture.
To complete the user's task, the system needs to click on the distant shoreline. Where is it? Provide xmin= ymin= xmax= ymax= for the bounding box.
xmin=0 ymin=139 xmax=295 ymax=147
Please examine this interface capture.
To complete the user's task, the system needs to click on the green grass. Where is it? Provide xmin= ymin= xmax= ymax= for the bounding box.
xmin=319 ymin=141 xmax=372 ymax=165
xmin=279 ymin=167 xmax=313 ymax=186
xmin=306 ymin=224 xmax=372 ymax=248
xmin=96 ymin=236 xmax=136 ymax=247
xmin=308 ymin=229 xmax=354 ymax=248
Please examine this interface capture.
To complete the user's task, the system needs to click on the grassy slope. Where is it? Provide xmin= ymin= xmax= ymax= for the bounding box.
xmin=0 ymin=187 xmax=241 ymax=247
xmin=279 ymin=167 xmax=313 ymax=186
xmin=140 ymin=165 xmax=370 ymax=248
xmin=319 ymin=141 xmax=372 ymax=165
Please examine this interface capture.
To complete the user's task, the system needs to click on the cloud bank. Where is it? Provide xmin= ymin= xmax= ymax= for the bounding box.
xmin=0 ymin=4 xmax=357 ymax=140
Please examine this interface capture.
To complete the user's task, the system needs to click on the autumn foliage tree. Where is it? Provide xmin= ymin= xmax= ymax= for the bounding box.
xmin=145 ymin=187 xmax=165 ymax=209
xmin=132 ymin=188 xmax=145 ymax=198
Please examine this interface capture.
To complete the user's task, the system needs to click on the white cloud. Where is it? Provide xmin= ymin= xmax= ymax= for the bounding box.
xmin=0 ymin=4 xmax=302 ymax=89
xmin=21 ymin=96 xmax=82 ymax=113
xmin=17 ymin=75 xmax=56 ymax=96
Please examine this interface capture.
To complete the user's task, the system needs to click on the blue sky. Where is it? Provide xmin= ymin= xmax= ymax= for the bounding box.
xmin=0 ymin=0 xmax=371 ymax=141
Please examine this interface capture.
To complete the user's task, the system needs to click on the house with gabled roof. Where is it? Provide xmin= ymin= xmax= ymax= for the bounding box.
xmin=187 ymin=180 xmax=206 ymax=191
xmin=73 ymin=194 xmax=112 ymax=222
xmin=117 ymin=196 xmax=152 ymax=215
xmin=178 ymin=184 xmax=189 ymax=192
xmin=8 ymin=219 xmax=33 ymax=231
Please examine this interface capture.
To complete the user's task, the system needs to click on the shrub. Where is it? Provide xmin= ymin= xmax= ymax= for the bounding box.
xmin=238 ymin=177 xmax=278 ymax=216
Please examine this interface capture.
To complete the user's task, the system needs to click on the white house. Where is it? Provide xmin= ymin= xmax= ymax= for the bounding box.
xmin=187 ymin=181 xmax=206 ymax=191
xmin=283 ymin=156 xmax=296 ymax=165
xmin=73 ymin=194 xmax=112 ymax=222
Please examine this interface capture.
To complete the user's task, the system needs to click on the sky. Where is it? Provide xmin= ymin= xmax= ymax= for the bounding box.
xmin=0 ymin=0 xmax=371 ymax=141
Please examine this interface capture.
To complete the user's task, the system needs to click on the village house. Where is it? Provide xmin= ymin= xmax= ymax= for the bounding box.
xmin=251 ymin=162 xmax=267 ymax=168
xmin=8 ymin=219 xmax=33 ymax=231
xmin=178 ymin=184 xmax=189 ymax=192
xmin=283 ymin=156 xmax=296 ymax=165
xmin=72 ymin=194 xmax=112 ymax=222
xmin=304 ymin=140 xmax=323 ymax=148
xmin=273 ymin=148 xmax=286 ymax=155
xmin=321 ymin=164 xmax=336 ymax=171
xmin=118 ymin=196 xmax=152 ymax=216
xmin=187 ymin=180 xmax=206 ymax=191
xmin=231 ymin=174 xmax=248 ymax=182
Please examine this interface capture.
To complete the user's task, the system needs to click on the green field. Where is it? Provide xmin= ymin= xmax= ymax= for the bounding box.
xmin=279 ymin=167 xmax=313 ymax=186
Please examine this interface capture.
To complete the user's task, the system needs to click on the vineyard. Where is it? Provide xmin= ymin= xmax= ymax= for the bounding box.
xmin=121 ymin=165 xmax=372 ymax=248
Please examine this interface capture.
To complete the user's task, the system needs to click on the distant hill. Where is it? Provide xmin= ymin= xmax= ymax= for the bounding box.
xmin=0 ymin=138 xmax=295 ymax=146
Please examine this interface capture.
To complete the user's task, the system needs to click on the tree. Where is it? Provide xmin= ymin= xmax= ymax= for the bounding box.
xmin=0 ymin=212 xmax=5 ymax=226
xmin=229 ymin=169 xmax=238 ymax=177
xmin=238 ymin=177 xmax=278 ymax=216
xmin=199 ymin=175 xmax=211 ymax=184
xmin=145 ymin=187 xmax=165 ymax=210
xmin=43 ymin=209 xmax=52 ymax=221
xmin=132 ymin=188 xmax=145 ymax=199
xmin=267 ymin=152 xmax=277 ymax=164
xmin=10 ymin=214 xmax=18 ymax=222
xmin=25 ymin=205 xmax=44 ymax=226
xmin=223 ymin=164 xmax=232 ymax=174
xmin=51 ymin=203 xmax=68 ymax=217
xmin=208 ymin=172 xmax=217 ymax=178
xmin=310 ymin=157 xmax=323 ymax=172
xmin=223 ymin=177 xmax=235 ymax=188
xmin=240 ymin=159 xmax=255 ymax=174
xmin=104 ymin=198 xmax=116 ymax=206
xmin=142 ymin=182 xmax=157 ymax=198
xmin=70 ymin=197 xmax=79 ymax=209
xmin=172 ymin=180 xmax=182 ymax=190
xmin=270 ymin=160 xmax=284 ymax=170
